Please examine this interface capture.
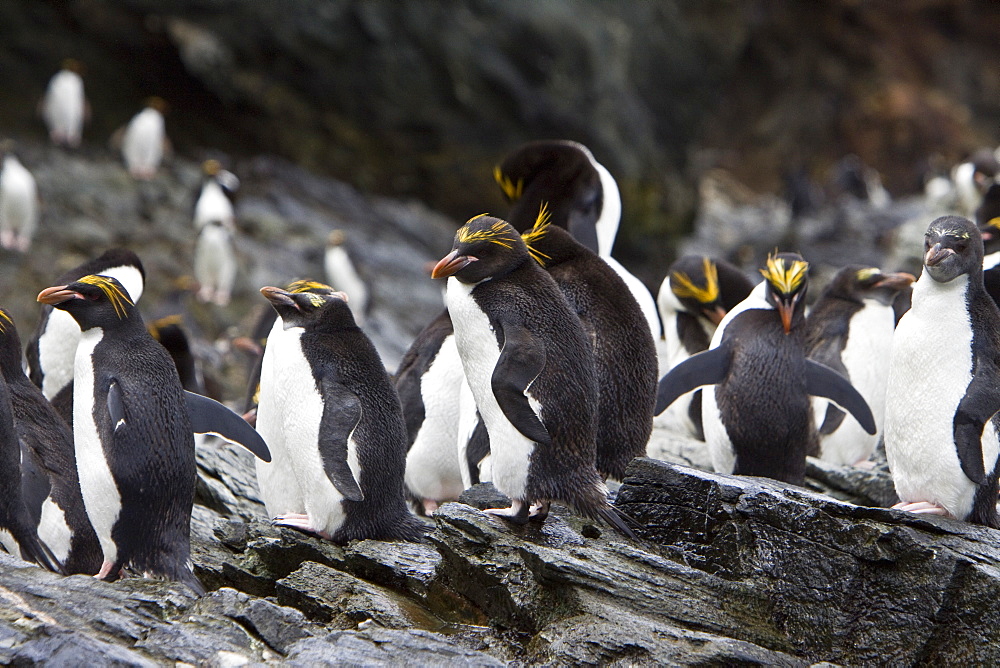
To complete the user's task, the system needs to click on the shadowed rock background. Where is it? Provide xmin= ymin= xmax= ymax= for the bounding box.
xmin=2 ymin=0 xmax=1000 ymax=287
xmin=1 ymin=2 xmax=1000 ymax=664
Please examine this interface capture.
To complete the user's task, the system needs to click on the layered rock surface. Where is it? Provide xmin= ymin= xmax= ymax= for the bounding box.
xmin=2 ymin=455 xmax=998 ymax=665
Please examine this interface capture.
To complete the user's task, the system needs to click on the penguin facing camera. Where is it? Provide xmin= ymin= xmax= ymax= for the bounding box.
xmin=0 ymin=142 xmax=40 ymax=252
xmin=40 ymin=59 xmax=88 ymax=148
xmin=432 ymin=214 xmax=635 ymax=537
xmin=193 ymin=159 xmax=239 ymax=231
xmin=655 ymin=252 xmax=876 ymax=486
xmin=256 ymin=283 xmax=424 ymax=543
xmin=521 ymin=206 xmax=657 ymax=481
xmin=118 ymin=97 xmax=170 ymax=180
xmin=37 ymin=275 xmax=269 ymax=592
xmin=656 ymin=255 xmax=754 ymax=440
xmin=805 ymin=266 xmax=914 ymax=468
xmin=0 ymin=308 xmax=100 ymax=574
xmin=885 ymin=216 xmax=1000 ymax=527
xmin=495 ymin=140 xmax=661 ymax=340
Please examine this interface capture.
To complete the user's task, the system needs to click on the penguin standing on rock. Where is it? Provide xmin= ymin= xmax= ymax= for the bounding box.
xmin=0 ymin=309 xmax=101 ymax=574
xmin=193 ymin=159 xmax=240 ymax=306
xmin=432 ymin=215 xmax=634 ymax=536
xmin=494 ymin=140 xmax=661 ymax=341
xmin=885 ymin=216 xmax=1000 ymax=527
xmin=655 ymin=253 xmax=876 ymax=485
xmin=805 ymin=266 xmax=915 ymax=467
xmin=0 ymin=144 xmax=40 ymax=252
xmin=520 ymin=208 xmax=657 ymax=481
xmin=257 ymin=283 xmax=424 ymax=542
xmin=40 ymin=60 xmax=87 ymax=148
xmin=656 ymin=256 xmax=754 ymax=439
xmin=37 ymin=275 xmax=270 ymax=591
xmin=120 ymin=98 xmax=169 ymax=180
xmin=26 ymin=249 xmax=145 ymax=425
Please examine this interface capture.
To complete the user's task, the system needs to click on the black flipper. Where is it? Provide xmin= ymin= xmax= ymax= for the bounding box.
xmin=317 ymin=377 xmax=364 ymax=502
xmin=805 ymin=360 xmax=876 ymax=435
xmin=108 ymin=380 xmax=126 ymax=433
xmin=818 ymin=404 xmax=847 ymax=435
xmin=183 ymin=391 xmax=271 ymax=462
xmin=654 ymin=342 xmax=732 ymax=415
xmin=952 ymin=375 xmax=1000 ymax=485
xmin=491 ymin=323 xmax=551 ymax=445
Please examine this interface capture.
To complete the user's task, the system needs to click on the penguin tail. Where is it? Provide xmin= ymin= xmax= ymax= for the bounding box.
xmin=594 ymin=505 xmax=639 ymax=541
xmin=18 ymin=532 xmax=64 ymax=575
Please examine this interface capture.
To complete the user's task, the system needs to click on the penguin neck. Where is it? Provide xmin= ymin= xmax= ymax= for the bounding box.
xmin=592 ymin=160 xmax=621 ymax=257
xmin=912 ymin=268 xmax=972 ymax=306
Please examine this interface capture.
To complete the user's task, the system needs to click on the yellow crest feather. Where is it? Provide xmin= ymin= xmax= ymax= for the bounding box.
xmin=671 ymin=257 xmax=720 ymax=304
xmin=457 ymin=216 xmax=515 ymax=249
xmin=78 ymin=274 xmax=133 ymax=319
xmin=759 ymin=254 xmax=808 ymax=295
xmin=287 ymin=279 xmax=332 ymax=293
xmin=0 ymin=310 xmax=11 ymax=334
xmin=520 ymin=202 xmax=552 ymax=265
xmin=855 ymin=267 xmax=880 ymax=281
xmin=988 ymin=216 xmax=1000 ymax=231
xmin=493 ymin=166 xmax=523 ymax=201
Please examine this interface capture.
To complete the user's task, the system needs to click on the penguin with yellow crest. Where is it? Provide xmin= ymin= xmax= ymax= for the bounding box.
xmin=654 ymin=252 xmax=876 ymax=485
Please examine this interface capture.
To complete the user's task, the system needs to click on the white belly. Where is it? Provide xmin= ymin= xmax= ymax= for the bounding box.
xmin=404 ymin=335 xmax=465 ymax=501
xmin=193 ymin=181 xmax=235 ymax=229
xmin=818 ymin=301 xmax=896 ymax=466
xmin=38 ymin=310 xmax=81 ymax=400
xmin=74 ymin=328 xmax=122 ymax=564
xmin=43 ymin=72 xmax=85 ymax=143
xmin=37 ymin=497 xmax=71 ymax=563
xmin=255 ymin=320 xmax=304 ymax=516
xmin=324 ymin=246 xmax=368 ymax=324
xmin=194 ymin=224 xmax=236 ymax=296
xmin=884 ymin=273 xmax=998 ymax=519
xmin=447 ymin=278 xmax=535 ymax=500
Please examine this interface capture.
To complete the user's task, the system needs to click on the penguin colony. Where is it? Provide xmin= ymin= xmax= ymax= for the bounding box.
xmin=1 ymin=59 xmax=999 ymax=597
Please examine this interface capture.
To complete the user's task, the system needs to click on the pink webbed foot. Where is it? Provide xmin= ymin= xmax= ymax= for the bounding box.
xmin=421 ymin=499 xmax=440 ymax=516
xmin=852 ymin=458 xmax=877 ymax=470
xmin=892 ymin=501 xmax=954 ymax=518
xmin=95 ymin=560 xmax=123 ymax=580
xmin=528 ymin=501 xmax=551 ymax=523
xmin=484 ymin=499 xmax=530 ymax=525
xmin=273 ymin=513 xmax=333 ymax=540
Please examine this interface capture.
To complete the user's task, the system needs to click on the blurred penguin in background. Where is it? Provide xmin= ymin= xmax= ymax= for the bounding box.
xmin=0 ymin=142 xmax=40 ymax=252
xmin=192 ymin=160 xmax=240 ymax=307
xmin=325 ymin=229 xmax=369 ymax=325
xmin=40 ymin=60 xmax=87 ymax=148
xmin=119 ymin=97 xmax=170 ymax=180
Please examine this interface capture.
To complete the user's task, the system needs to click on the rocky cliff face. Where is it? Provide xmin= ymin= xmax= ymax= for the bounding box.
xmin=2 ymin=1 xmax=998 ymax=283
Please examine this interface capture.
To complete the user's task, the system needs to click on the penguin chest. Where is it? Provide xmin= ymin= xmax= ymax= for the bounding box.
xmin=885 ymin=277 xmax=994 ymax=518
xmin=447 ymin=279 xmax=536 ymax=500
xmin=73 ymin=328 xmax=122 ymax=563
xmin=194 ymin=182 xmax=234 ymax=228
xmin=37 ymin=310 xmax=82 ymax=400
xmin=404 ymin=335 xmax=465 ymax=501
xmin=255 ymin=324 xmax=310 ymax=516
xmin=819 ymin=302 xmax=896 ymax=465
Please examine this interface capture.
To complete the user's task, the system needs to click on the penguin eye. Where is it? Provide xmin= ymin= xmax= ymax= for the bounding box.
xmin=954 ymin=241 xmax=968 ymax=253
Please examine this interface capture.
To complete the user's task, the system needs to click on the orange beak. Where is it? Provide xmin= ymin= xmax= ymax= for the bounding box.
xmin=37 ymin=285 xmax=81 ymax=306
xmin=431 ymin=250 xmax=477 ymax=279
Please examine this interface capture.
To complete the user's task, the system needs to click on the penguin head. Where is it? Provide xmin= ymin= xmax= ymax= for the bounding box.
xmin=759 ymin=252 xmax=809 ymax=334
xmin=495 ymin=140 xmax=604 ymax=252
xmin=431 ymin=215 xmax=529 ymax=284
xmin=977 ymin=184 xmax=1000 ymax=255
xmin=37 ymin=274 xmax=137 ymax=330
xmin=260 ymin=281 xmax=353 ymax=330
xmin=923 ymin=216 xmax=983 ymax=284
xmin=823 ymin=265 xmax=916 ymax=306
xmin=519 ymin=202 xmax=586 ymax=267
xmin=667 ymin=256 xmax=729 ymax=325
